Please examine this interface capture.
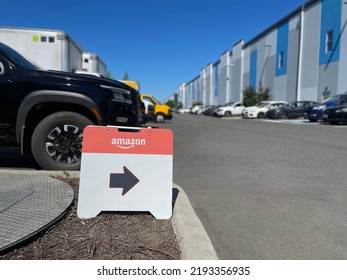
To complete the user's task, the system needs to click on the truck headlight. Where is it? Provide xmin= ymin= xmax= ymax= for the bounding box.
xmin=101 ymin=85 xmax=132 ymax=104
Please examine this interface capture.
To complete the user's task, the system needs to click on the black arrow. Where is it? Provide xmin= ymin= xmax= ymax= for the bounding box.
xmin=109 ymin=166 xmax=139 ymax=196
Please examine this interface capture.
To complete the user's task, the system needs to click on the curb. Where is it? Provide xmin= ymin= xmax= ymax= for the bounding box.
xmin=172 ymin=183 xmax=219 ymax=260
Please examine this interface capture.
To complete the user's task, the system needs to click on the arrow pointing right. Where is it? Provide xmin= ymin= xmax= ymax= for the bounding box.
xmin=109 ymin=166 xmax=139 ymax=196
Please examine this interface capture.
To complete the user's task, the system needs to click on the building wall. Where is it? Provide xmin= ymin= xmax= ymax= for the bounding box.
xmin=338 ymin=0 xmax=347 ymax=94
xmin=231 ymin=40 xmax=244 ymax=102
xmin=219 ymin=52 xmax=229 ymax=104
xmin=178 ymin=83 xmax=186 ymax=107
xmin=317 ymin=0 xmax=342 ymax=101
xmin=177 ymin=0 xmax=347 ymax=108
xmin=205 ymin=63 xmax=213 ymax=106
xmin=200 ymin=68 xmax=207 ymax=105
xmin=300 ymin=2 xmax=321 ymax=101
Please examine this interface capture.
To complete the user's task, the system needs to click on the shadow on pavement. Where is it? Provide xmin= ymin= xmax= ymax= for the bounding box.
xmin=0 ymin=147 xmax=41 ymax=169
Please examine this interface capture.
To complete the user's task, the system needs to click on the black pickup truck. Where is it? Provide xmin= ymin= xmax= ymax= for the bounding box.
xmin=0 ymin=42 xmax=141 ymax=170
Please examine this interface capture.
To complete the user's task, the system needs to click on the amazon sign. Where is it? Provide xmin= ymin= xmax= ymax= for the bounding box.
xmin=77 ymin=125 xmax=173 ymax=219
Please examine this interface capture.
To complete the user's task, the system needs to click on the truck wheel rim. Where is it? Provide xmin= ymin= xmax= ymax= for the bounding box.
xmin=157 ymin=115 xmax=164 ymax=122
xmin=45 ymin=124 xmax=83 ymax=164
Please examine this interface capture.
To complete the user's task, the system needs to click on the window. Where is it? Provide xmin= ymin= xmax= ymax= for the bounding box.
xmin=41 ymin=36 xmax=47 ymax=42
xmin=326 ymin=30 xmax=333 ymax=53
xmin=278 ymin=51 xmax=284 ymax=69
xmin=84 ymin=58 xmax=89 ymax=63
xmin=49 ymin=37 xmax=55 ymax=43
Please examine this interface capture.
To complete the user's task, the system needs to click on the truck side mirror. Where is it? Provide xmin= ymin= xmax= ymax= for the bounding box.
xmin=0 ymin=62 xmax=4 ymax=75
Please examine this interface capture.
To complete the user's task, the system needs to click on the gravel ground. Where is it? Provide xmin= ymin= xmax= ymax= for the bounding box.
xmin=0 ymin=177 xmax=180 ymax=260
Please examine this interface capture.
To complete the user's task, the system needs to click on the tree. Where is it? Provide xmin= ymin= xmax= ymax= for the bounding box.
xmin=105 ymin=71 xmax=115 ymax=79
xmin=192 ymin=102 xmax=203 ymax=106
xmin=123 ymin=72 xmax=129 ymax=80
xmin=165 ymin=100 xmax=176 ymax=109
xmin=243 ymin=84 xmax=271 ymax=107
xmin=242 ymin=86 xmax=257 ymax=107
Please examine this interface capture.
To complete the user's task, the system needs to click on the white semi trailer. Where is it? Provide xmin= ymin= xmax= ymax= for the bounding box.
xmin=82 ymin=52 xmax=107 ymax=76
xmin=0 ymin=26 xmax=83 ymax=72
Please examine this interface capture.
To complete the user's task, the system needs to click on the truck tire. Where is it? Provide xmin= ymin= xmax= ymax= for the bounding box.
xmin=225 ymin=111 xmax=232 ymax=117
xmin=155 ymin=113 xmax=165 ymax=123
xmin=31 ymin=111 xmax=93 ymax=170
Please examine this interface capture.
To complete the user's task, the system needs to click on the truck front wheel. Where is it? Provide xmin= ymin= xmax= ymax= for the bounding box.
xmin=31 ymin=111 xmax=93 ymax=170
xmin=155 ymin=113 xmax=165 ymax=123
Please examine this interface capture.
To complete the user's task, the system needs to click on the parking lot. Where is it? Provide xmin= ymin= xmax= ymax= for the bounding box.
xmin=160 ymin=113 xmax=347 ymax=259
xmin=1 ymin=113 xmax=347 ymax=260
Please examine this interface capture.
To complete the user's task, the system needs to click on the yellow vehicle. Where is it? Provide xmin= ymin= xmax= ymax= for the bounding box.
xmin=119 ymin=80 xmax=140 ymax=91
xmin=140 ymin=94 xmax=173 ymax=123
xmin=118 ymin=81 xmax=172 ymax=123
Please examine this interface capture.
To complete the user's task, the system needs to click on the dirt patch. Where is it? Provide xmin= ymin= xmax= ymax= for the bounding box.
xmin=0 ymin=177 xmax=180 ymax=260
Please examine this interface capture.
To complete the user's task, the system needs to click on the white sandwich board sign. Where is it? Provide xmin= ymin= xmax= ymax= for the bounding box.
xmin=77 ymin=126 xmax=173 ymax=219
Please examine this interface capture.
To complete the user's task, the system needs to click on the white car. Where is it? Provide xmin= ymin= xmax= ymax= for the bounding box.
xmin=242 ymin=101 xmax=287 ymax=119
xmin=191 ymin=105 xmax=204 ymax=114
xmin=215 ymin=102 xmax=245 ymax=117
xmin=178 ymin=108 xmax=191 ymax=114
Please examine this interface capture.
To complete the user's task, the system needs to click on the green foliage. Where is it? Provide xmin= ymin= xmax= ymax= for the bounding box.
xmin=123 ymin=72 xmax=129 ymax=80
xmin=165 ymin=100 xmax=176 ymax=109
xmin=242 ymin=86 xmax=257 ymax=107
xmin=192 ymin=102 xmax=203 ymax=106
xmin=243 ymin=84 xmax=271 ymax=107
xmin=105 ymin=71 xmax=115 ymax=79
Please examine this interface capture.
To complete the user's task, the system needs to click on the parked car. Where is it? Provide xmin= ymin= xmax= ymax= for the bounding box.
xmin=322 ymin=105 xmax=347 ymax=124
xmin=141 ymin=99 xmax=155 ymax=123
xmin=190 ymin=105 xmax=204 ymax=114
xmin=178 ymin=108 xmax=191 ymax=114
xmin=215 ymin=102 xmax=245 ymax=117
xmin=209 ymin=105 xmax=224 ymax=116
xmin=196 ymin=105 xmax=210 ymax=115
xmin=140 ymin=94 xmax=172 ymax=123
xmin=303 ymin=93 xmax=347 ymax=122
xmin=203 ymin=105 xmax=218 ymax=116
xmin=266 ymin=100 xmax=318 ymax=119
xmin=0 ymin=42 xmax=141 ymax=170
xmin=198 ymin=105 xmax=211 ymax=115
xmin=242 ymin=101 xmax=287 ymax=119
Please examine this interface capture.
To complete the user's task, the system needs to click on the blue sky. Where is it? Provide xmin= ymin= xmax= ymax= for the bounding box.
xmin=2 ymin=0 xmax=306 ymax=101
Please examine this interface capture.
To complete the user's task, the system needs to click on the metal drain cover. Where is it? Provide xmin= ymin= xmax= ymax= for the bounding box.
xmin=0 ymin=174 xmax=74 ymax=253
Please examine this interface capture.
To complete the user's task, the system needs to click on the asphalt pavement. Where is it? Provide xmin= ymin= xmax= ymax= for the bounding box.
xmin=3 ymin=114 xmax=347 ymax=260
xmin=159 ymin=114 xmax=347 ymax=259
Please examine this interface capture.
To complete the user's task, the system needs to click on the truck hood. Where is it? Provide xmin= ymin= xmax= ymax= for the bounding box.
xmin=37 ymin=70 xmax=132 ymax=90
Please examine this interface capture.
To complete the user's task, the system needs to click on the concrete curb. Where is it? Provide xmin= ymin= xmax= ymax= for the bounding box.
xmin=0 ymin=170 xmax=218 ymax=260
xmin=172 ymin=183 xmax=219 ymax=260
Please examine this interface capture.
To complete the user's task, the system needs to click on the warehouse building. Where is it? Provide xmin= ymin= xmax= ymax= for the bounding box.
xmin=178 ymin=0 xmax=345 ymax=108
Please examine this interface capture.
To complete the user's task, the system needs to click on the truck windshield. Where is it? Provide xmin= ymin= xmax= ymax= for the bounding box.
xmin=0 ymin=43 xmax=41 ymax=71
